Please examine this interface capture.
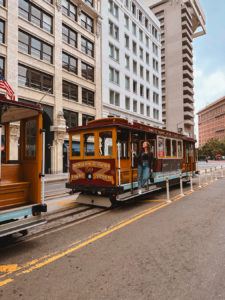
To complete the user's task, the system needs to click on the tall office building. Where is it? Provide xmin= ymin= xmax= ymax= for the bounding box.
xmin=0 ymin=0 xmax=102 ymax=173
xmin=102 ymin=0 xmax=163 ymax=127
xmin=144 ymin=0 xmax=206 ymax=137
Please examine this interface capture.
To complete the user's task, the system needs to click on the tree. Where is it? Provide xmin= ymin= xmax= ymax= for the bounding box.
xmin=199 ymin=139 xmax=225 ymax=158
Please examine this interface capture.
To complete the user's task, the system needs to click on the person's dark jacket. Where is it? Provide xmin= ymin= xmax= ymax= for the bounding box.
xmin=135 ymin=150 xmax=154 ymax=169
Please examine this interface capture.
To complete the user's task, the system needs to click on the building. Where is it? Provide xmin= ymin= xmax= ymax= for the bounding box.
xmin=0 ymin=0 xmax=102 ymax=173
xmin=198 ymin=96 xmax=225 ymax=148
xmin=144 ymin=0 xmax=206 ymax=137
xmin=101 ymin=0 xmax=163 ymax=127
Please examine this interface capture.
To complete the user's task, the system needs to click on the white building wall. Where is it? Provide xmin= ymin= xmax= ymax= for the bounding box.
xmin=102 ymin=0 xmax=163 ymax=127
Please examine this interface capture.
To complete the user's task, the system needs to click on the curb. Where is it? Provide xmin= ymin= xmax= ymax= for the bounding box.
xmin=45 ymin=177 xmax=69 ymax=183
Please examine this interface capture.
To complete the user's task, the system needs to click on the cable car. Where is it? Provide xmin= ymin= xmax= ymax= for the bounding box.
xmin=0 ymin=95 xmax=47 ymax=237
xmin=66 ymin=118 xmax=196 ymax=207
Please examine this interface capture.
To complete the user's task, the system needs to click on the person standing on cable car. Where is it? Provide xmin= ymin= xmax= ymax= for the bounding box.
xmin=134 ymin=141 xmax=153 ymax=194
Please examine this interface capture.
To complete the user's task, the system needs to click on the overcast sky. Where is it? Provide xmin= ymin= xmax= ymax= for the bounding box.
xmin=193 ymin=0 xmax=225 ymax=138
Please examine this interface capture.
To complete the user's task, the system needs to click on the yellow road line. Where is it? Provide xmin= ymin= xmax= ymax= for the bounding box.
xmin=0 ymin=202 xmax=168 ymax=287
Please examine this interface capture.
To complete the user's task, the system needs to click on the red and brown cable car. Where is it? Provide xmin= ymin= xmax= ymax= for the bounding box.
xmin=66 ymin=118 xmax=196 ymax=207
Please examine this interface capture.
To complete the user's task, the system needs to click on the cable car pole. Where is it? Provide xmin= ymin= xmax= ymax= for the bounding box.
xmin=130 ymin=130 xmax=134 ymax=194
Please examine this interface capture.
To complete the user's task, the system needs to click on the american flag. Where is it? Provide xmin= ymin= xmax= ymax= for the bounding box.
xmin=0 ymin=74 xmax=15 ymax=101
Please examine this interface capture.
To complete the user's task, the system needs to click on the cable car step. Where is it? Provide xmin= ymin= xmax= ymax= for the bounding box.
xmin=117 ymin=185 xmax=161 ymax=201
xmin=0 ymin=216 xmax=46 ymax=237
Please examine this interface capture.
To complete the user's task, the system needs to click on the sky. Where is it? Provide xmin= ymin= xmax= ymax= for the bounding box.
xmin=193 ymin=0 xmax=225 ymax=137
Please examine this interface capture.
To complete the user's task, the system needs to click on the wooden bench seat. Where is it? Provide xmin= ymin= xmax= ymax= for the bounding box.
xmin=0 ymin=164 xmax=30 ymax=209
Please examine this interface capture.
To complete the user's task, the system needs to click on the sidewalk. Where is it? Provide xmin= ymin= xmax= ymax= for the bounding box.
xmin=45 ymin=173 xmax=69 ymax=183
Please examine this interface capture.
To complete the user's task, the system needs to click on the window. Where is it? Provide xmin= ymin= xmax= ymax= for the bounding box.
xmin=146 ymin=70 xmax=150 ymax=82
xmin=133 ymin=60 xmax=137 ymax=74
xmin=153 ymin=43 xmax=158 ymax=56
xmin=146 ymin=106 xmax=150 ymax=117
xmin=140 ymin=84 xmax=144 ymax=97
xmin=81 ymin=11 xmax=94 ymax=33
xmin=145 ymin=18 xmax=149 ymax=29
xmin=0 ymin=19 xmax=5 ymax=43
xmin=125 ymin=0 xmax=129 ymax=8
xmin=63 ymin=80 xmax=78 ymax=101
xmin=146 ymin=52 xmax=149 ymax=64
xmin=82 ymin=88 xmax=94 ymax=106
xmin=138 ymin=10 xmax=143 ymax=23
xmin=84 ymin=133 xmax=95 ymax=156
xmin=132 ymin=3 xmax=136 ymax=16
xmin=140 ymin=65 xmax=144 ymax=78
xmin=133 ymin=80 xmax=137 ymax=93
xmin=0 ymin=56 xmax=5 ymax=77
xmin=64 ymin=109 xmax=78 ymax=127
xmin=146 ymin=88 xmax=150 ymax=100
xmin=132 ymin=22 xmax=136 ymax=35
xmin=125 ymin=96 xmax=130 ymax=110
xmin=124 ymin=14 xmax=129 ymax=28
xmin=108 ymin=20 xmax=119 ymax=40
xmin=125 ymin=76 xmax=130 ymax=90
xmin=178 ymin=141 xmax=182 ymax=157
xmin=140 ymin=103 xmax=144 ymax=114
xmin=0 ymin=0 xmax=5 ymax=7
xmin=84 ymin=0 xmax=93 ymax=7
xmin=139 ymin=29 xmax=143 ymax=42
xmin=165 ymin=139 xmax=171 ymax=156
xmin=109 ymin=1 xmax=118 ymax=18
xmin=125 ymin=34 xmax=129 ymax=48
xmin=81 ymin=61 xmax=94 ymax=82
xmin=109 ymin=90 xmax=120 ymax=106
xmin=62 ymin=0 xmax=77 ymax=21
xmin=62 ymin=52 xmax=78 ymax=74
xmin=172 ymin=140 xmax=177 ymax=157
xmin=62 ymin=24 xmax=77 ymax=47
xmin=152 ymin=25 xmax=158 ymax=39
xmin=158 ymin=137 xmax=164 ymax=157
xmin=132 ymin=41 xmax=137 ymax=54
xmin=19 ymin=0 xmax=53 ymax=33
xmin=145 ymin=35 xmax=149 ymax=47
xmin=109 ymin=67 xmax=119 ymax=84
xmin=153 ymin=58 xmax=159 ymax=71
xmin=99 ymin=131 xmax=113 ymax=157
xmin=25 ymin=119 xmax=37 ymax=158
xmin=139 ymin=47 xmax=143 ymax=60
xmin=153 ymin=92 xmax=159 ymax=104
xmin=153 ymin=75 xmax=159 ymax=88
xmin=71 ymin=133 xmax=80 ymax=157
xmin=19 ymin=30 xmax=53 ymax=64
xmin=153 ymin=108 xmax=159 ymax=120
xmin=109 ymin=43 xmax=119 ymax=62
xmin=125 ymin=55 xmax=129 ymax=69
xmin=81 ymin=36 xmax=94 ymax=57
xmin=133 ymin=100 xmax=137 ymax=112
xmin=18 ymin=64 xmax=53 ymax=93
xmin=82 ymin=114 xmax=94 ymax=126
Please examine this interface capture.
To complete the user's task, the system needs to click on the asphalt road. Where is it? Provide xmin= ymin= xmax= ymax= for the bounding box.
xmin=1 ymin=177 xmax=225 ymax=299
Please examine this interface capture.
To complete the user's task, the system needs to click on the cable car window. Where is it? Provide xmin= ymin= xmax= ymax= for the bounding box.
xmin=177 ymin=141 xmax=182 ymax=157
xmin=99 ymin=131 xmax=112 ymax=156
xmin=118 ymin=141 xmax=129 ymax=159
xmin=172 ymin=140 xmax=177 ymax=157
xmin=157 ymin=137 xmax=164 ymax=158
xmin=71 ymin=133 xmax=80 ymax=157
xmin=25 ymin=119 xmax=36 ymax=158
xmin=165 ymin=139 xmax=171 ymax=157
xmin=84 ymin=133 xmax=95 ymax=156
xmin=149 ymin=139 xmax=156 ymax=157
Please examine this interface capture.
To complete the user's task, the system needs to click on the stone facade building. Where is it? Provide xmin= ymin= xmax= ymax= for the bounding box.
xmin=0 ymin=0 xmax=102 ymax=173
xmin=102 ymin=0 xmax=163 ymax=127
xmin=198 ymin=96 xmax=225 ymax=148
xmin=144 ymin=0 xmax=206 ymax=137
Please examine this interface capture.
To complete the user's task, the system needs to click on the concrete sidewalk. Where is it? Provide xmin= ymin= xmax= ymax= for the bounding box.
xmin=45 ymin=173 xmax=69 ymax=183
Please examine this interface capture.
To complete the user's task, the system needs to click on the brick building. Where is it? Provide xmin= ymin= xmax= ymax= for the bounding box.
xmin=198 ymin=96 xmax=225 ymax=147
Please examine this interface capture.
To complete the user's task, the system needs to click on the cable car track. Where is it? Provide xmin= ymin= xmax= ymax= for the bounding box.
xmin=0 ymin=205 xmax=108 ymax=250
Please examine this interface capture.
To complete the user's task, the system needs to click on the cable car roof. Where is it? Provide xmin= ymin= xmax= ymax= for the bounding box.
xmin=0 ymin=95 xmax=43 ymax=123
xmin=67 ymin=117 xmax=195 ymax=142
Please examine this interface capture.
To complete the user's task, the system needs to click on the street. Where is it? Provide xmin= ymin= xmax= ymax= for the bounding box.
xmin=0 ymin=172 xmax=225 ymax=299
